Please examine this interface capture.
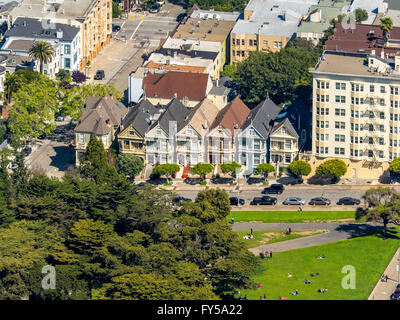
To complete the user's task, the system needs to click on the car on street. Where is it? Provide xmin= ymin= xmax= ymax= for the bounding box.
xmin=262 ymin=184 xmax=284 ymax=194
xmin=309 ymin=197 xmax=331 ymax=206
xmin=112 ymin=24 xmax=121 ymax=32
xmin=337 ymin=197 xmax=361 ymax=205
xmin=38 ymin=134 xmax=47 ymax=140
xmin=149 ymin=3 xmax=161 ymax=13
xmin=283 ymin=197 xmax=306 ymax=205
xmin=229 ymin=197 xmax=245 ymax=206
xmin=94 ymin=70 xmax=105 ymax=80
xmin=391 ymin=292 xmax=400 ymax=300
xmin=250 ymin=196 xmax=277 ymax=205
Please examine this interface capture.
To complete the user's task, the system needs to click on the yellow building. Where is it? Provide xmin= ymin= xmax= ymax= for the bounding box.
xmin=10 ymin=0 xmax=112 ymax=71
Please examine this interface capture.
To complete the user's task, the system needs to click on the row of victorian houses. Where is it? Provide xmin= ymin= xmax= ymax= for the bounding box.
xmin=74 ymin=89 xmax=303 ymax=176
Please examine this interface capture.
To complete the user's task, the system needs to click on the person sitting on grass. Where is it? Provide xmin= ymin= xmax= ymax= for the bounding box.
xmin=291 ymin=289 xmax=299 ymax=295
xmin=288 ymin=273 xmax=293 ymax=278
xmin=305 ymin=279 xmax=311 ymax=284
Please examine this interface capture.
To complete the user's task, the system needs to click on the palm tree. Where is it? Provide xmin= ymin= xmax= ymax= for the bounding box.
xmin=380 ymin=17 xmax=393 ymax=42
xmin=4 ymin=72 xmax=21 ymax=104
xmin=28 ymin=41 xmax=55 ymax=74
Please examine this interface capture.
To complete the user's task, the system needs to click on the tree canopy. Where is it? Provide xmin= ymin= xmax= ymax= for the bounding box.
xmin=192 ymin=163 xmax=213 ymax=180
xmin=220 ymin=161 xmax=241 ymax=178
xmin=254 ymin=163 xmax=275 ymax=181
xmin=315 ymin=159 xmax=347 ymax=182
xmin=288 ymin=160 xmax=311 ymax=178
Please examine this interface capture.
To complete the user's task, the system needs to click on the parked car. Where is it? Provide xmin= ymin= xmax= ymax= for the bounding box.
xmin=156 ymin=1 xmax=165 ymax=5
xmin=149 ymin=3 xmax=161 ymax=13
xmin=309 ymin=197 xmax=331 ymax=206
xmin=390 ymin=292 xmax=400 ymax=300
xmin=172 ymin=196 xmax=192 ymax=204
xmin=136 ymin=182 xmax=146 ymax=187
xmin=250 ymin=196 xmax=277 ymax=206
xmin=337 ymin=197 xmax=361 ymax=205
xmin=38 ymin=134 xmax=47 ymax=140
xmin=283 ymin=197 xmax=306 ymax=205
xmin=229 ymin=197 xmax=245 ymax=206
xmin=262 ymin=184 xmax=284 ymax=194
xmin=94 ymin=70 xmax=105 ymax=80
xmin=23 ymin=146 xmax=32 ymax=156
xmin=112 ymin=24 xmax=121 ymax=32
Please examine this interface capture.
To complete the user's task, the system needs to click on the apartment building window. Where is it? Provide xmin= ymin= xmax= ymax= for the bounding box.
xmin=335 ymin=82 xmax=346 ymax=90
xmin=391 ymin=87 xmax=399 ymax=95
xmin=263 ymin=40 xmax=268 ymax=46
xmin=334 ymin=147 xmax=345 ymax=155
xmin=379 ymin=125 xmax=384 ymax=132
xmin=249 ymin=39 xmax=253 ymax=46
xmin=317 ymin=80 xmax=329 ymax=89
xmin=273 ymin=41 xmax=282 ymax=48
xmin=241 ymin=138 xmax=246 ymax=147
xmin=241 ymin=51 xmax=245 ymax=57
xmin=381 ymin=86 xmax=386 ymax=93
xmin=351 ymin=97 xmax=363 ymax=105
xmin=391 ymin=100 xmax=399 ymax=108
xmin=64 ymin=44 xmax=71 ymax=54
xmin=64 ymin=58 xmax=71 ymax=69
xmin=351 ymin=83 xmax=364 ymax=92
xmin=254 ymin=140 xmax=260 ymax=150
xmin=379 ymin=151 xmax=384 ymax=158
xmin=335 ymin=134 xmax=345 ymax=142
xmin=316 ymin=120 xmax=329 ymax=128
xmin=254 ymin=40 xmax=257 ymax=46
xmin=368 ymin=150 xmax=374 ymax=158
xmin=369 ymin=124 xmax=374 ymax=131
xmin=241 ymin=39 xmax=245 ymax=45
xmin=335 ymin=95 xmax=345 ymax=103
xmin=236 ymin=39 xmax=240 ymax=45
xmin=335 ymin=121 xmax=345 ymax=129
xmin=380 ymin=98 xmax=385 ymax=106
xmin=379 ymin=138 xmax=384 ymax=145
xmin=335 ymin=108 xmax=345 ymax=116
xmin=370 ymin=85 xmax=375 ymax=92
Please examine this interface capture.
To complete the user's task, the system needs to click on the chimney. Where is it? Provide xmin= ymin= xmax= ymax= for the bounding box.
xmin=381 ymin=49 xmax=385 ymax=59
xmin=56 ymin=29 xmax=63 ymax=39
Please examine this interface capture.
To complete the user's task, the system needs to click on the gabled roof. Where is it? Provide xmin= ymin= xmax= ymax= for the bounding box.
xmin=121 ymin=99 xmax=161 ymax=137
xmin=75 ymin=96 xmax=128 ymax=135
xmin=142 ymin=71 xmax=210 ymax=102
xmin=241 ymin=98 xmax=281 ymax=138
xmin=179 ymin=98 xmax=220 ymax=135
xmin=270 ymin=117 xmax=299 ymax=138
xmin=211 ymin=96 xmax=250 ymax=135
xmin=149 ymin=98 xmax=193 ymax=135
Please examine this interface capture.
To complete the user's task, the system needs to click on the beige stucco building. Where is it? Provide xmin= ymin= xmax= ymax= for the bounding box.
xmin=10 ymin=0 xmax=112 ymax=71
xmin=308 ymin=51 xmax=400 ymax=180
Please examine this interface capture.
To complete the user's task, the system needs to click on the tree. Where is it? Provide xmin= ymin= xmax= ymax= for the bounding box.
xmin=152 ymin=164 xmax=180 ymax=182
xmin=358 ymin=187 xmax=400 ymax=236
xmin=389 ymin=157 xmax=400 ymax=174
xmin=355 ymin=8 xmax=368 ymax=23
xmin=4 ymin=72 xmax=22 ymax=104
xmin=381 ymin=17 xmax=393 ymax=42
xmin=235 ymin=48 xmax=319 ymax=107
xmin=221 ymin=64 xmax=237 ymax=78
xmin=254 ymin=163 xmax=275 ymax=181
xmin=315 ymin=159 xmax=347 ymax=183
xmin=116 ymin=154 xmax=144 ymax=179
xmin=29 ymin=41 xmax=56 ymax=75
xmin=288 ymin=160 xmax=311 ymax=179
xmin=112 ymin=1 xmax=121 ymax=18
xmin=220 ymin=161 xmax=241 ymax=178
xmin=192 ymin=163 xmax=213 ymax=180
xmin=72 ymin=70 xmax=87 ymax=84
xmin=56 ymin=69 xmax=71 ymax=83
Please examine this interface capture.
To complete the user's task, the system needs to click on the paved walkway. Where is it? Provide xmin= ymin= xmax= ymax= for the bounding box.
xmin=368 ymin=249 xmax=400 ymax=300
xmin=232 ymin=222 xmax=382 ymax=254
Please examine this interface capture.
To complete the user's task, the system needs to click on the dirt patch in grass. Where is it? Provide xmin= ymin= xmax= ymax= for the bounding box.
xmin=292 ymin=230 xmax=327 ymax=236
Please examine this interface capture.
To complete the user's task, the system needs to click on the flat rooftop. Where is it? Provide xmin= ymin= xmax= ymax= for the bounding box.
xmin=5 ymin=38 xmax=35 ymax=51
xmin=162 ymin=37 xmax=221 ymax=52
xmin=172 ymin=18 xmax=235 ymax=43
xmin=10 ymin=0 xmax=99 ymax=20
xmin=310 ymin=52 xmax=400 ymax=79
xmin=190 ymin=9 xmax=240 ymax=21
xmin=232 ymin=0 xmax=318 ymax=36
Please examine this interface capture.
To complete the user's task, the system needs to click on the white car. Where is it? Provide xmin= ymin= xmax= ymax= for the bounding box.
xmin=156 ymin=1 xmax=165 ymax=5
xmin=283 ymin=197 xmax=306 ymax=205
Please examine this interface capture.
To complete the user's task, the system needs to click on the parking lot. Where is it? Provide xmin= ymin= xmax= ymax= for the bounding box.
xmin=87 ymin=3 xmax=183 ymax=93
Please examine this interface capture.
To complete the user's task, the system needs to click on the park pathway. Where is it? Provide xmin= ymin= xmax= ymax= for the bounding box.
xmin=368 ymin=249 xmax=400 ymax=300
xmin=232 ymin=222 xmax=383 ymax=254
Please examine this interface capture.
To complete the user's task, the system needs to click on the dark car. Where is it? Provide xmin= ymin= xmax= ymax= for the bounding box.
xmin=149 ymin=3 xmax=161 ymax=13
xmin=38 ymin=134 xmax=47 ymax=140
xmin=262 ymin=184 xmax=284 ymax=194
xmin=250 ymin=196 xmax=277 ymax=205
xmin=309 ymin=197 xmax=331 ymax=206
xmin=172 ymin=196 xmax=192 ymax=204
xmin=112 ymin=24 xmax=121 ymax=32
xmin=136 ymin=182 xmax=146 ymax=187
xmin=94 ymin=70 xmax=105 ymax=80
xmin=391 ymin=292 xmax=400 ymax=300
xmin=337 ymin=197 xmax=361 ymax=205
xmin=230 ymin=197 xmax=245 ymax=206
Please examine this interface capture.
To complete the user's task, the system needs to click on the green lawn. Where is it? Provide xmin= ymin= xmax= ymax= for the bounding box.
xmin=238 ymin=228 xmax=400 ymax=300
xmin=228 ymin=211 xmax=356 ymax=223
xmin=235 ymin=230 xmax=326 ymax=249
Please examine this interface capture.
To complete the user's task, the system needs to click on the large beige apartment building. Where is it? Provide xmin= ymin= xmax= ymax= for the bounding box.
xmin=309 ymin=51 xmax=400 ymax=179
xmin=10 ymin=0 xmax=112 ymax=71
xmin=230 ymin=0 xmax=318 ymax=63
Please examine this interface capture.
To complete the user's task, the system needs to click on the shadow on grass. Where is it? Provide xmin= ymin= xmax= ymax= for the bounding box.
xmin=334 ymin=223 xmax=400 ymax=240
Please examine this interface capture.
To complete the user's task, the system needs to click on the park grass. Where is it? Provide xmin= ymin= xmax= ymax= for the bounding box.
xmin=228 ymin=211 xmax=356 ymax=223
xmin=235 ymin=230 xmax=326 ymax=249
xmin=238 ymin=227 xmax=400 ymax=300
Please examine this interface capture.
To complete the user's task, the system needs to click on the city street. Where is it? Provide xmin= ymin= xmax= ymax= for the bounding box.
xmin=87 ymin=3 xmax=184 ymax=93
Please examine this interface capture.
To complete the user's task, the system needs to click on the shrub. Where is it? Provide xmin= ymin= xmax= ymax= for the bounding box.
xmin=200 ymin=180 xmax=207 ymax=186
xmin=316 ymin=159 xmax=347 ymax=182
xmin=389 ymin=157 xmax=400 ymax=174
xmin=288 ymin=160 xmax=311 ymax=178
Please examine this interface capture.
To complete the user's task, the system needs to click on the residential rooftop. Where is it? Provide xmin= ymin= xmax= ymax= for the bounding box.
xmin=190 ymin=8 xmax=241 ymax=21
xmin=6 ymin=17 xmax=79 ymax=41
xmin=10 ymin=0 xmax=100 ymax=20
xmin=172 ymin=18 xmax=235 ymax=44
xmin=162 ymin=37 xmax=221 ymax=53
xmin=232 ymin=0 xmax=318 ymax=36
xmin=144 ymin=52 xmax=213 ymax=73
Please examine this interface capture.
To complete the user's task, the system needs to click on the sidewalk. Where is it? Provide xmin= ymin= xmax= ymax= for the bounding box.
xmin=368 ymin=249 xmax=400 ymax=300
